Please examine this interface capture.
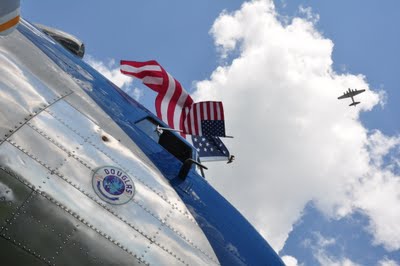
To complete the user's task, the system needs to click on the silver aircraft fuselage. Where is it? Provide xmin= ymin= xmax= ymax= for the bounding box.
xmin=0 ymin=18 xmax=284 ymax=265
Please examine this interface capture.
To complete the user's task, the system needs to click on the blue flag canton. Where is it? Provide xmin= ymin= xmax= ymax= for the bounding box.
xmin=192 ymin=136 xmax=229 ymax=159
xmin=201 ymin=120 xmax=226 ymax=137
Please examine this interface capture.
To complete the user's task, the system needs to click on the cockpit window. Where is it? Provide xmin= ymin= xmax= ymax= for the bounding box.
xmin=135 ymin=117 xmax=161 ymax=142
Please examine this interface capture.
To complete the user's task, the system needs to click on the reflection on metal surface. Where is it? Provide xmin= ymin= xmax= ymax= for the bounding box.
xmin=0 ymin=181 xmax=14 ymax=202
xmin=0 ymin=21 xmax=220 ymax=265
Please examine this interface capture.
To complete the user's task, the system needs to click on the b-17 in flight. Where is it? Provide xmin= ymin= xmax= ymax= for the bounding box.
xmin=338 ymin=88 xmax=365 ymax=107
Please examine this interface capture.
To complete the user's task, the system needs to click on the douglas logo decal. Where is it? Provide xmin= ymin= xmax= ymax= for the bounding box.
xmin=92 ymin=166 xmax=135 ymax=205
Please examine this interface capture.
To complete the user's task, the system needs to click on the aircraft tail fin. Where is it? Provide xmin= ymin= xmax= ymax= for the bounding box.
xmin=349 ymin=102 xmax=360 ymax=107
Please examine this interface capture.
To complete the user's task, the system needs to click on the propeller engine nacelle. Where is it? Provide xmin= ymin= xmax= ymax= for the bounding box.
xmin=0 ymin=0 xmax=20 ymax=36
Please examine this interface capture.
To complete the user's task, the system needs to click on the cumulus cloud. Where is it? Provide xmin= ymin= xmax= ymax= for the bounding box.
xmin=282 ymin=255 xmax=300 ymax=266
xmin=378 ymin=258 xmax=399 ymax=266
xmin=85 ymin=56 xmax=143 ymax=100
xmin=315 ymin=252 xmax=361 ymax=266
xmin=193 ymin=0 xmax=400 ymax=253
xmin=299 ymin=231 xmax=362 ymax=266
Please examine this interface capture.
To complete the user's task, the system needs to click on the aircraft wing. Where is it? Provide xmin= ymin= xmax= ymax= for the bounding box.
xmin=0 ymin=19 xmax=285 ymax=265
xmin=338 ymin=89 xmax=365 ymax=99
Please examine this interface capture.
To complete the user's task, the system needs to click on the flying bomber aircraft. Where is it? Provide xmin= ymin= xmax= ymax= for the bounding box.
xmin=0 ymin=1 xmax=284 ymax=265
xmin=338 ymin=88 xmax=366 ymax=107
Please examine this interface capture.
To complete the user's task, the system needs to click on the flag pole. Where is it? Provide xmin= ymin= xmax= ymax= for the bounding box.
xmin=156 ymin=125 xmax=184 ymax=133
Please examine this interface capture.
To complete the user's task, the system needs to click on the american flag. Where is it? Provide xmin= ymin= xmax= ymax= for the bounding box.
xmin=191 ymin=136 xmax=230 ymax=162
xmin=121 ymin=60 xmax=230 ymax=161
xmin=120 ymin=60 xmax=193 ymax=131
xmin=183 ymin=101 xmax=226 ymax=137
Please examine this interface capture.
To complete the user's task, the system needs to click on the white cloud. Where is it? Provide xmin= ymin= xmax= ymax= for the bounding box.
xmin=85 ymin=56 xmax=143 ymax=101
xmin=378 ymin=258 xmax=399 ymax=266
xmin=315 ymin=251 xmax=361 ymax=266
xmin=282 ymin=255 xmax=300 ymax=266
xmin=193 ymin=0 xmax=400 ymax=253
xmin=302 ymin=232 xmax=360 ymax=266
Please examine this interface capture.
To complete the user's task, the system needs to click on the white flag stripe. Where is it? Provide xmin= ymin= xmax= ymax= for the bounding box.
xmin=184 ymin=107 xmax=190 ymax=133
xmin=120 ymin=64 xmax=162 ymax=73
xmin=196 ymin=103 xmax=202 ymax=136
xmin=203 ymin=102 xmax=208 ymax=120
xmin=142 ymin=76 xmax=163 ymax=85
xmin=173 ymin=107 xmax=183 ymax=134
xmin=160 ymin=73 xmax=176 ymax=125
xmin=210 ymin=103 xmax=214 ymax=120
xmin=173 ymin=89 xmax=190 ymax=132
xmin=190 ymin=106 xmax=196 ymax=135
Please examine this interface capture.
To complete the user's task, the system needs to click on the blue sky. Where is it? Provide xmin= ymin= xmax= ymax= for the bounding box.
xmin=275 ymin=0 xmax=400 ymax=136
xmin=21 ymin=1 xmax=400 ymax=265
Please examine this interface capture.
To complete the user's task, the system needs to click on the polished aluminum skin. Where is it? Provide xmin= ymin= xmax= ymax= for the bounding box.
xmin=0 ymin=25 xmax=219 ymax=265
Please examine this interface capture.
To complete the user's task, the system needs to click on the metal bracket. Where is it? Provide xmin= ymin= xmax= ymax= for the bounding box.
xmin=178 ymin=159 xmax=208 ymax=180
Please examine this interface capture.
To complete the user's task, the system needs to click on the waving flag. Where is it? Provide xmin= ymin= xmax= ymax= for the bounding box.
xmin=121 ymin=60 xmax=230 ymax=161
xmin=191 ymin=136 xmax=230 ymax=162
xmin=120 ymin=60 xmax=193 ymax=131
xmin=183 ymin=101 xmax=226 ymax=137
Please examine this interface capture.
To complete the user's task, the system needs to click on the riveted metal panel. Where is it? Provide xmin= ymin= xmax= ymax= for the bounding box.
xmin=46 ymin=100 xmax=181 ymax=198
xmin=56 ymin=160 xmax=163 ymax=238
xmin=0 ymin=143 xmax=155 ymax=261
xmin=0 ymin=26 xmax=77 ymax=99
xmin=45 ymin=100 xmax=102 ymax=142
xmin=164 ymin=205 xmax=219 ymax=263
xmin=0 ymin=168 xmax=33 ymax=231
xmin=8 ymin=125 xmax=67 ymax=171
xmin=0 ymin=30 xmax=64 ymax=143
xmin=3 ymin=191 xmax=78 ymax=264
xmin=64 ymin=92 xmax=156 ymax=170
xmin=0 ymin=236 xmax=46 ymax=266
xmin=0 ymin=142 xmax=49 ymax=191
xmin=43 ymin=100 xmax=193 ymax=220
xmin=154 ymin=224 xmax=220 ymax=266
xmin=55 ymin=224 xmax=146 ymax=266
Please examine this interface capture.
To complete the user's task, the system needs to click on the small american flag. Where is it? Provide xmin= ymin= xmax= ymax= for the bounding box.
xmin=120 ymin=60 xmax=193 ymax=131
xmin=191 ymin=136 xmax=230 ymax=162
xmin=183 ymin=101 xmax=226 ymax=137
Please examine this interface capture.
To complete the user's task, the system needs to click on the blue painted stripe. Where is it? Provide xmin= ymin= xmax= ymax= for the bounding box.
xmin=19 ymin=20 xmax=284 ymax=265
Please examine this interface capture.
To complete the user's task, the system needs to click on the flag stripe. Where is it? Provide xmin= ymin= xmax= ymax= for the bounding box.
xmin=183 ymin=107 xmax=190 ymax=134
xmin=160 ymin=73 xmax=176 ymax=127
xmin=190 ymin=106 xmax=196 ymax=134
xmin=197 ymin=103 xmax=202 ymax=136
xmin=203 ymin=102 xmax=208 ymax=120
xmin=142 ymin=76 xmax=163 ymax=85
xmin=120 ymin=64 xmax=162 ymax=73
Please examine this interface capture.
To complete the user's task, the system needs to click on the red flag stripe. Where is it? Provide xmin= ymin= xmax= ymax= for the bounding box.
xmin=121 ymin=60 xmax=194 ymax=131
xmin=203 ymin=102 xmax=208 ymax=120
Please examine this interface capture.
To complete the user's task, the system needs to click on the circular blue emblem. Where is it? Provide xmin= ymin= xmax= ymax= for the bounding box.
xmin=92 ymin=166 xmax=135 ymax=205
xmin=103 ymin=175 xmax=125 ymax=195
